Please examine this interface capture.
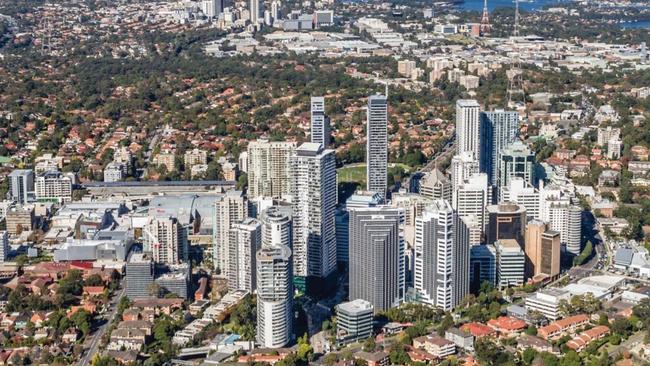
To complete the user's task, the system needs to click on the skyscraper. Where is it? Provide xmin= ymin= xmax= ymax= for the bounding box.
xmin=256 ymin=245 xmax=293 ymax=348
xmin=290 ymin=143 xmax=337 ymax=292
xmin=214 ymin=191 xmax=249 ymax=273
xmin=311 ymin=96 xmax=330 ymax=148
xmin=8 ymin=169 xmax=34 ymax=204
xmin=250 ymin=0 xmax=260 ymax=24
xmin=486 ymin=202 xmax=527 ymax=247
xmin=125 ymin=253 xmax=155 ymax=299
xmin=260 ymin=206 xmax=292 ymax=249
xmin=366 ymin=94 xmax=388 ymax=199
xmin=414 ymin=200 xmax=466 ymax=311
xmin=453 ymin=173 xmax=491 ymax=234
xmin=228 ymin=218 xmax=262 ymax=292
xmin=247 ymin=139 xmax=296 ymax=199
xmin=480 ymin=110 xmax=519 ymax=184
xmin=497 ymin=141 xmax=535 ymax=191
xmin=548 ymin=204 xmax=582 ymax=255
xmin=144 ymin=216 xmax=188 ymax=265
xmin=270 ymin=0 xmax=280 ymax=22
xmin=349 ymin=207 xmax=404 ymax=312
xmin=524 ymin=220 xmax=560 ymax=279
xmin=456 ymin=99 xmax=481 ymax=158
xmin=451 ymin=152 xmax=480 ymax=191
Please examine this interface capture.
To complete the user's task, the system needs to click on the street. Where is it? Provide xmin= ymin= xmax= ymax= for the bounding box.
xmin=78 ymin=286 xmax=126 ymax=366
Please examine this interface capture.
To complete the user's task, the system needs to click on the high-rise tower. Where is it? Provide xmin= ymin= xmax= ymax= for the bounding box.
xmin=366 ymin=94 xmax=388 ymax=199
xmin=311 ymin=96 xmax=330 ymax=148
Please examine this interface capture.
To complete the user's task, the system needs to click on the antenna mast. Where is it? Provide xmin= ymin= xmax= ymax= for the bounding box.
xmin=480 ymin=0 xmax=491 ymax=35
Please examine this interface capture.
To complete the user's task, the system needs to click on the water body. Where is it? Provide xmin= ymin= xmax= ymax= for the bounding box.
xmin=458 ymin=0 xmax=563 ymax=12
xmin=619 ymin=20 xmax=650 ymax=29
xmin=459 ymin=0 xmax=650 ymax=29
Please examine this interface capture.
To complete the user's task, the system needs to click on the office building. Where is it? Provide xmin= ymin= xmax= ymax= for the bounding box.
xmin=496 ymin=239 xmax=525 ymax=288
xmin=349 ymin=207 xmax=404 ymax=312
xmin=144 ymin=216 xmax=188 ymax=265
xmin=104 ymin=162 xmax=127 ymax=183
xmin=500 ymin=178 xmax=540 ymax=221
xmin=247 ymin=139 xmax=296 ymax=199
xmin=451 ymin=152 xmax=479 ymax=190
xmin=5 ymin=206 xmax=34 ymax=235
xmin=453 ymin=173 xmax=490 ymax=234
xmin=497 ymin=141 xmax=535 ymax=190
xmin=480 ymin=110 xmax=519 ymax=184
xmin=214 ymin=191 xmax=249 ymax=273
xmin=310 ymin=97 xmax=330 ymax=148
xmin=126 ymin=253 xmax=155 ymax=299
xmin=346 ymin=191 xmax=384 ymax=209
xmin=202 ymin=0 xmax=224 ymax=17
xmin=458 ymin=214 xmax=483 ymax=247
xmin=290 ymin=143 xmax=337 ymax=292
xmin=419 ymin=169 xmax=451 ymax=202
xmin=8 ymin=169 xmax=34 ymax=204
xmin=486 ymin=203 xmax=526 ymax=247
xmin=250 ymin=0 xmax=260 ymax=24
xmin=524 ymin=288 xmax=571 ymax=321
xmin=456 ymin=100 xmax=481 ymax=158
xmin=335 ymin=209 xmax=349 ymax=264
xmin=270 ymin=0 xmax=280 ymax=21
xmin=0 ymin=231 xmax=8 ymax=262
xmin=414 ymin=200 xmax=466 ymax=310
xmin=256 ymin=244 xmax=293 ymax=348
xmin=260 ymin=206 xmax=292 ymax=249
xmin=548 ymin=204 xmax=582 ymax=255
xmin=155 ymin=263 xmax=191 ymax=299
xmin=228 ymin=218 xmax=261 ymax=292
xmin=470 ymin=244 xmax=496 ymax=293
xmin=336 ymin=299 xmax=374 ymax=345
xmin=35 ymin=171 xmax=72 ymax=203
xmin=366 ymin=94 xmax=388 ymax=199
xmin=524 ymin=220 xmax=560 ymax=279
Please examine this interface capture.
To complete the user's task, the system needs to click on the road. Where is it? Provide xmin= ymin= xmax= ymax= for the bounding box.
xmin=78 ymin=286 xmax=126 ymax=366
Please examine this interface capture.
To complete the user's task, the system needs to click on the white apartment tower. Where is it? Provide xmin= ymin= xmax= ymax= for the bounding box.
xmin=228 ymin=218 xmax=262 ymax=292
xmin=451 ymin=152 xmax=480 ymax=191
xmin=256 ymin=245 xmax=293 ymax=348
xmin=145 ymin=216 xmax=188 ymax=265
xmin=456 ymin=100 xmax=481 ymax=158
xmin=35 ymin=171 xmax=72 ymax=203
xmin=548 ymin=204 xmax=582 ymax=255
xmin=414 ymin=200 xmax=466 ymax=311
xmin=290 ymin=143 xmax=337 ymax=291
xmin=260 ymin=206 xmax=292 ymax=249
xmin=311 ymin=97 xmax=330 ymax=148
xmin=247 ymin=139 xmax=296 ymax=199
xmin=366 ymin=94 xmax=388 ymax=199
xmin=214 ymin=191 xmax=248 ymax=273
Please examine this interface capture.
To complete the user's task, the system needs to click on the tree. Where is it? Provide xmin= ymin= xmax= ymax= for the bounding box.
xmin=388 ymin=343 xmax=410 ymax=365
xmin=362 ymin=337 xmax=376 ymax=352
xmin=437 ymin=313 xmax=454 ymax=336
xmin=522 ymin=348 xmax=537 ymax=365
xmin=84 ymin=274 xmax=104 ymax=287
xmin=525 ymin=325 xmax=538 ymax=336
